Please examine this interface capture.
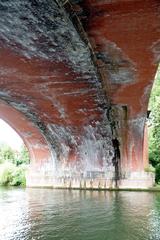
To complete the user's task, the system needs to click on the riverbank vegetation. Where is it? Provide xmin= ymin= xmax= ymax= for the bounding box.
xmin=0 ymin=144 xmax=29 ymax=186
xmin=148 ymin=65 xmax=160 ymax=184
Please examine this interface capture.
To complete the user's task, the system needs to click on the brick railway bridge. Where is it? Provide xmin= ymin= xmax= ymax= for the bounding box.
xmin=0 ymin=0 xmax=159 ymax=189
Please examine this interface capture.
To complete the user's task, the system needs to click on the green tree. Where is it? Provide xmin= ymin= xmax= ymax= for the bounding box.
xmin=0 ymin=162 xmax=26 ymax=186
xmin=17 ymin=145 xmax=30 ymax=166
xmin=149 ymin=65 xmax=160 ymax=182
xmin=0 ymin=144 xmax=30 ymax=186
xmin=0 ymin=144 xmax=16 ymax=164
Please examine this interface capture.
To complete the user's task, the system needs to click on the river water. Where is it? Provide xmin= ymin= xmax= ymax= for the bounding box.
xmin=0 ymin=188 xmax=160 ymax=240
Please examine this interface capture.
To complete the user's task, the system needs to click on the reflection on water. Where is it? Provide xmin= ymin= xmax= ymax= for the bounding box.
xmin=0 ymin=188 xmax=160 ymax=240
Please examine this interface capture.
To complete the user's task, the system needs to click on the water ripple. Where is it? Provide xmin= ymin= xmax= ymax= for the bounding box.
xmin=0 ymin=188 xmax=160 ymax=240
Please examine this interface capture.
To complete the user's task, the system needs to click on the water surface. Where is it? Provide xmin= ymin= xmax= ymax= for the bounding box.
xmin=0 ymin=188 xmax=160 ymax=240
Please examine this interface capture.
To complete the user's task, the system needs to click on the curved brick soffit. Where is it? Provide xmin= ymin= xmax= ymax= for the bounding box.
xmin=0 ymin=1 xmax=159 ymax=175
xmin=0 ymin=0 xmax=117 ymax=176
xmin=70 ymin=0 xmax=160 ymax=105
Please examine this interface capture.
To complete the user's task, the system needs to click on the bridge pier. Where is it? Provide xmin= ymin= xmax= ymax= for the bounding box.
xmin=26 ymin=120 xmax=154 ymax=190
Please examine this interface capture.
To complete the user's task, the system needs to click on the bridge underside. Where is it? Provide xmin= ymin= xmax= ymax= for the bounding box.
xmin=0 ymin=0 xmax=159 ymax=189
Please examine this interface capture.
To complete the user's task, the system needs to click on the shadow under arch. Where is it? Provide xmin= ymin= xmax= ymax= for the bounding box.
xmin=0 ymin=100 xmax=54 ymax=186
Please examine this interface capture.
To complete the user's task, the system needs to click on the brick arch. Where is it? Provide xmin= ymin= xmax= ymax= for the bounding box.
xmin=0 ymin=0 xmax=159 ymax=189
xmin=0 ymin=100 xmax=54 ymax=186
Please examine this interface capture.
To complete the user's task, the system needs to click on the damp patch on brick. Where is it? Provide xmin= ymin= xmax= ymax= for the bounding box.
xmin=96 ymin=40 xmax=137 ymax=84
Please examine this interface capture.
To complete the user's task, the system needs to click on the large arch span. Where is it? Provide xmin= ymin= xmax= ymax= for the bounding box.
xmin=0 ymin=0 xmax=159 ymax=189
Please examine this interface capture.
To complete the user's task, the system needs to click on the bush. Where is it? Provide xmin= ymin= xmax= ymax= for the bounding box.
xmin=11 ymin=165 xmax=27 ymax=186
xmin=0 ymin=163 xmax=14 ymax=185
xmin=0 ymin=162 xmax=27 ymax=186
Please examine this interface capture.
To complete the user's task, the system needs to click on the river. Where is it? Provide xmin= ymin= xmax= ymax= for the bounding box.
xmin=0 ymin=188 xmax=160 ymax=240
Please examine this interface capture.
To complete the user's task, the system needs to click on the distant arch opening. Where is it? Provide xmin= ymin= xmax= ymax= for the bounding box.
xmin=0 ymin=100 xmax=53 ymax=187
xmin=0 ymin=118 xmax=30 ymax=186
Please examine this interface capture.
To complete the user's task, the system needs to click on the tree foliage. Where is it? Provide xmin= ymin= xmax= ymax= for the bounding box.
xmin=0 ymin=143 xmax=29 ymax=166
xmin=16 ymin=145 xmax=30 ymax=166
xmin=0 ymin=144 xmax=15 ymax=164
xmin=0 ymin=163 xmax=26 ymax=186
xmin=0 ymin=143 xmax=30 ymax=186
xmin=149 ymin=65 xmax=160 ymax=183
